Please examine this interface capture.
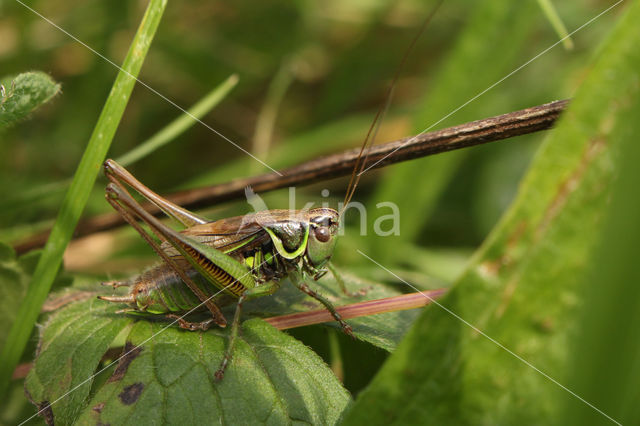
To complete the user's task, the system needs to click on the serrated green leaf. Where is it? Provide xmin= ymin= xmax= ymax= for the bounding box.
xmin=80 ymin=320 xmax=349 ymax=425
xmin=24 ymin=264 xmax=428 ymax=423
xmin=24 ymin=299 xmax=132 ymax=425
xmin=342 ymin=1 xmax=639 ymax=425
xmin=243 ymin=271 xmax=423 ymax=352
xmin=26 ymin=297 xmax=351 ymax=425
xmin=0 ymin=71 xmax=60 ymax=129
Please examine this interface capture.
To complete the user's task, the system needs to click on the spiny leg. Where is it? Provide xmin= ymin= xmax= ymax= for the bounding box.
xmin=105 ymin=175 xmax=258 ymax=329
xmin=105 ymin=182 xmax=227 ymax=327
xmin=215 ymin=294 xmax=246 ymax=381
xmin=215 ymin=280 xmax=281 ymax=381
xmin=291 ymin=275 xmax=354 ymax=337
xmin=104 ymin=159 xmax=207 ymax=227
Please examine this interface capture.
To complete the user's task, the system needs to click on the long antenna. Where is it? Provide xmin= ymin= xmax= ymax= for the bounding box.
xmin=341 ymin=0 xmax=444 ymax=216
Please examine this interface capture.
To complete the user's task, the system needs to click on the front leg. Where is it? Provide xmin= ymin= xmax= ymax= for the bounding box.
xmin=290 ymin=274 xmax=354 ymax=337
xmin=215 ymin=280 xmax=281 ymax=381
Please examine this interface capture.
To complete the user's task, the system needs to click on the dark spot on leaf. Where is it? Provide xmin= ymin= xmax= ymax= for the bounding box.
xmin=119 ymin=382 xmax=144 ymax=405
xmin=37 ymin=400 xmax=54 ymax=426
xmin=92 ymin=402 xmax=105 ymax=413
xmin=108 ymin=341 xmax=142 ymax=383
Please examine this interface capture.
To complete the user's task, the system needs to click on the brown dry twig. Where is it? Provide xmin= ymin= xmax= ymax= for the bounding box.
xmin=14 ymin=99 xmax=568 ymax=254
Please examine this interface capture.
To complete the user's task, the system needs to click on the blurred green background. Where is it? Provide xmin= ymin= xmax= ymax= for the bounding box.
xmin=1 ymin=0 xmax=636 ymax=424
xmin=0 ymin=0 xmax=616 ymax=251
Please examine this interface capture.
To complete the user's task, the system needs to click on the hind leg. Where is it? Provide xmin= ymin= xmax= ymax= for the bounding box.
xmin=291 ymin=274 xmax=354 ymax=337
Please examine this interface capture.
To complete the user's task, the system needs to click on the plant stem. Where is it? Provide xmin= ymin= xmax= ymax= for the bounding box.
xmin=13 ymin=99 xmax=568 ymax=254
xmin=0 ymin=0 xmax=168 ymax=397
xmin=116 ymin=74 xmax=239 ymax=167
xmin=264 ymin=289 xmax=447 ymax=330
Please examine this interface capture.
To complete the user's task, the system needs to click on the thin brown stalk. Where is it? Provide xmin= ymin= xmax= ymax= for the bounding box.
xmin=264 ymin=289 xmax=447 ymax=330
xmin=14 ymin=99 xmax=568 ymax=254
xmin=12 ymin=288 xmax=447 ymax=380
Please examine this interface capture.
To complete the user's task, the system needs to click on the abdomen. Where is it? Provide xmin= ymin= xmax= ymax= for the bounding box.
xmin=130 ymin=264 xmax=233 ymax=314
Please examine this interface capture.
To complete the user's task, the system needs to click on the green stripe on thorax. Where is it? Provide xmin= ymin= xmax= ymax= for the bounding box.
xmin=263 ymin=222 xmax=310 ymax=260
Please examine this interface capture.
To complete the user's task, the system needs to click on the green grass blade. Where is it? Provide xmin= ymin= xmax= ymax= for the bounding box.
xmin=0 ymin=0 xmax=168 ymax=397
xmin=250 ymin=60 xmax=294 ymax=174
xmin=0 ymin=75 xmax=237 ymax=221
xmin=370 ymin=0 xmax=539 ymax=261
xmin=116 ymin=74 xmax=239 ymax=167
xmin=561 ymin=4 xmax=640 ymax=424
xmin=537 ymin=0 xmax=574 ymax=50
xmin=562 ymin=88 xmax=640 ymax=426
xmin=342 ymin=1 xmax=638 ymax=423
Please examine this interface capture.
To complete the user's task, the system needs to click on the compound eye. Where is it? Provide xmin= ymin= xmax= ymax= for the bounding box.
xmin=314 ymin=227 xmax=331 ymax=243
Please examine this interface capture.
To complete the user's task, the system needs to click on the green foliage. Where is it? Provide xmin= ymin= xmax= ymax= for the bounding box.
xmin=342 ymin=1 xmax=640 ymax=424
xmin=0 ymin=242 xmax=29 ymax=350
xmin=0 ymin=242 xmax=72 ymax=422
xmin=244 ymin=271 xmax=423 ymax=352
xmin=536 ymin=0 xmax=574 ymax=49
xmin=0 ymin=75 xmax=239 ymax=232
xmin=72 ymin=319 xmax=349 ymax=425
xmin=1 ymin=0 xmax=634 ymax=424
xmin=115 ymin=74 xmax=239 ymax=167
xmin=560 ymin=5 xmax=640 ymax=425
xmin=25 ymin=275 xmax=392 ymax=423
xmin=0 ymin=0 xmax=169 ymax=399
xmin=0 ymin=243 xmax=71 ymax=352
xmin=0 ymin=71 xmax=60 ymax=129
xmin=24 ymin=298 xmax=132 ymax=424
xmin=371 ymin=0 xmax=539 ymax=261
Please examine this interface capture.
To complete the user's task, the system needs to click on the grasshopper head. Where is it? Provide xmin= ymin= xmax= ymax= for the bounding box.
xmin=306 ymin=208 xmax=340 ymax=267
